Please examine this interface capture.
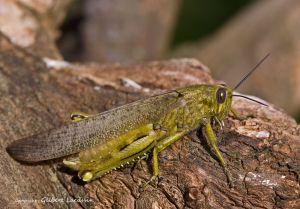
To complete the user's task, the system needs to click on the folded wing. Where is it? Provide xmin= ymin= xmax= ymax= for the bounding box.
xmin=7 ymin=91 xmax=183 ymax=162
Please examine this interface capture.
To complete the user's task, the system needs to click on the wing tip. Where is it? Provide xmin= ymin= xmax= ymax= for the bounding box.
xmin=6 ymin=141 xmax=26 ymax=162
xmin=6 ymin=139 xmax=43 ymax=162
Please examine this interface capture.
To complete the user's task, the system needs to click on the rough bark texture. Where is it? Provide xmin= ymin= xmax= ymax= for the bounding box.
xmin=173 ymin=0 xmax=300 ymax=115
xmin=0 ymin=0 xmax=73 ymax=59
xmin=0 ymin=1 xmax=300 ymax=209
xmin=1 ymin=34 xmax=300 ymax=209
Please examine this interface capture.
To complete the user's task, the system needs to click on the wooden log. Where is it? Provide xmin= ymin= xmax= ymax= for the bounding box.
xmin=0 ymin=1 xmax=299 ymax=208
xmin=1 ymin=34 xmax=299 ymax=208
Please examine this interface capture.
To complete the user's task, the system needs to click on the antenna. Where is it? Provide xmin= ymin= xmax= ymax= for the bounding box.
xmin=232 ymin=94 xmax=268 ymax=106
xmin=233 ymin=53 xmax=270 ymax=91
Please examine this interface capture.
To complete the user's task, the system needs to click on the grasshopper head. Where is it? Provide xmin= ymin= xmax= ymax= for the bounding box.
xmin=176 ymin=84 xmax=233 ymax=123
xmin=211 ymin=85 xmax=233 ymax=122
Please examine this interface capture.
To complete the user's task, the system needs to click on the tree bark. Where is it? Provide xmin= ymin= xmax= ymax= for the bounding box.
xmin=1 ymin=34 xmax=300 ymax=208
xmin=0 ymin=0 xmax=73 ymax=59
xmin=0 ymin=1 xmax=299 ymax=209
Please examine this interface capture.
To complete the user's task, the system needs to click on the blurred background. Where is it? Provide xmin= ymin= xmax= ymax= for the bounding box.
xmin=57 ymin=0 xmax=300 ymax=121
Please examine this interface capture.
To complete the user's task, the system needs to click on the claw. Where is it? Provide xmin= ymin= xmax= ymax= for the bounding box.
xmin=70 ymin=112 xmax=91 ymax=122
xmin=141 ymin=175 xmax=158 ymax=191
xmin=63 ymin=159 xmax=80 ymax=170
xmin=80 ymin=170 xmax=93 ymax=182
xmin=224 ymin=167 xmax=235 ymax=188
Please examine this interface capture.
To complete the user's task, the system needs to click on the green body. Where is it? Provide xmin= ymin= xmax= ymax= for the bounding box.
xmin=7 ymin=84 xmax=233 ymax=184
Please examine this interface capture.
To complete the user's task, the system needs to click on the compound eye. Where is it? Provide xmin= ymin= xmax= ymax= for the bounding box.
xmin=216 ymin=88 xmax=226 ymax=103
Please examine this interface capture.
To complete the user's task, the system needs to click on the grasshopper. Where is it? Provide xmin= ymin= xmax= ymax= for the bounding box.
xmin=7 ymin=54 xmax=269 ymax=187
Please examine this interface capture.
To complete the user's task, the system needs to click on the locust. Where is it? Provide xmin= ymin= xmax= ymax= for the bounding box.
xmin=7 ymin=54 xmax=269 ymax=187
